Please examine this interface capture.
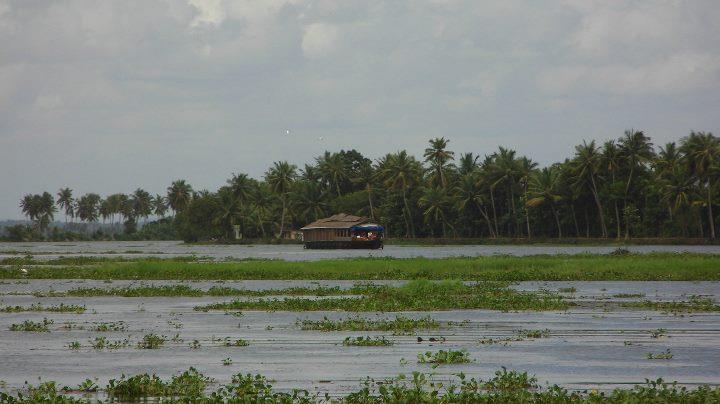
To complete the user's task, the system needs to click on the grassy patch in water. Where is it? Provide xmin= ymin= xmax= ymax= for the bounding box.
xmin=0 ymin=303 xmax=85 ymax=313
xmin=417 ymin=349 xmax=472 ymax=366
xmin=195 ymin=280 xmax=567 ymax=312
xmin=622 ymin=295 xmax=720 ymax=312
xmin=297 ymin=315 xmax=439 ymax=333
xmin=37 ymin=284 xmax=373 ymax=298
xmin=3 ymin=253 xmax=720 ymax=281
xmin=343 ymin=336 xmax=393 ymax=346
xmin=9 ymin=318 xmax=53 ymax=332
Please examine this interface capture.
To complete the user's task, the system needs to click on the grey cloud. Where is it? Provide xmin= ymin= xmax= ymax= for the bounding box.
xmin=1 ymin=0 xmax=718 ymax=218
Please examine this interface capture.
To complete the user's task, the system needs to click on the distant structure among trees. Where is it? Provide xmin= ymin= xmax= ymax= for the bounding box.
xmin=10 ymin=130 xmax=720 ymax=242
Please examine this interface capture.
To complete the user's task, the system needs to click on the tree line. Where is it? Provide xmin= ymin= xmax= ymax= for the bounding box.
xmin=14 ymin=130 xmax=720 ymax=242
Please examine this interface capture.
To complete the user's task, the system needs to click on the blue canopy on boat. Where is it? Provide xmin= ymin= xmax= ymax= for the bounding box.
xmin=351 ymin=224 xmax=384 ymax=232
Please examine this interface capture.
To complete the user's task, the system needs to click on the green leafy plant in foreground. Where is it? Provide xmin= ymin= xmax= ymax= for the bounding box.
xmin=343 ymin=336 xmax=393 ymax=347
xmin=2 ymin=367 xmax=720 ymax=402
xmin=9 ymin=318 xmax=53 ymax=332
xmin=136 ymin=333 xmax=166 ymax=349
xmin=417 ymin=349 xmax=471 ymax=367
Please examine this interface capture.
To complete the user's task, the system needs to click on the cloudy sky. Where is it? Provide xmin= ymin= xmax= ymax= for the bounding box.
xmin=1 ymin=0 xmax=719 ymax=219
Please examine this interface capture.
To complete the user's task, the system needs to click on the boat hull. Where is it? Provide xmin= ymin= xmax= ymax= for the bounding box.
xmin=304 ymin=240 xmax=383 ymax=249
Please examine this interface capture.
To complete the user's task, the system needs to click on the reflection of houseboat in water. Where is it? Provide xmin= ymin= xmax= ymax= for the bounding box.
xmin=301 ymin=213 xmax=384 ymax=249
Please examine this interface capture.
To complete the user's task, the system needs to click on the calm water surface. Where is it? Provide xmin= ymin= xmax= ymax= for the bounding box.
xmin=1 ymin=241 xmax=720 ymax=261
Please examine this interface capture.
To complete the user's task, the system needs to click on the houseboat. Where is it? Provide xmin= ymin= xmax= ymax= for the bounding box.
xmin=301 ymin=213 xmax=384 ymax=249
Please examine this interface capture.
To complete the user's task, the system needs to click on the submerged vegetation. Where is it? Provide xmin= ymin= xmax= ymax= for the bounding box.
xmin=417 ymin=349 xmax=472 ymax=366
xmin=9 ymin=318 xmax=53 ymax=332
xmin=0 ymin=303 xmax=85 ymax=313
xmin=297 ymin=316 xmax=439 ymax=333
xmin=623 ymin=295 xmax=720 ymax=312
xmin=343 ymin=336 xmax=394 ymax=347
xmin=4 ymin=367 xmax=718 ymax=403
xmin=195 ymin=280 xmax=567 ymax=312
xmin=5 ymin=253 xmax=719 ymax=281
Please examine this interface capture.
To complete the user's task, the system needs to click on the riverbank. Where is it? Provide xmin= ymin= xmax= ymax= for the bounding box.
xmin=2 ymin=253 xmax=719 ymax=281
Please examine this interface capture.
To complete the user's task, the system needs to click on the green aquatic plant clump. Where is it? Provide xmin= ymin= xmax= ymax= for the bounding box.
xmin=37 ymin=284 xmax=374 ymax=298
xmin=0 ymin=303 xmax=85 ymax=314
xmin=417 ymin=349 xmax=472 ymax=366
xmin=106 ymin=368 xmax=212 ymax=401
xmin=343 ymin=336 xmax=394 ymax=347
xmin=196 ymin=280 xmax=567 ymax=312
xmin=136 ymin=333 xmax=166 ymax=349
xmin=9 ymin=318 xmax=53 ymax=332
xmin=298 ymin=315 xmax=439 ymax=334
xmin=623 ymin=295 xmax=720 ymax=313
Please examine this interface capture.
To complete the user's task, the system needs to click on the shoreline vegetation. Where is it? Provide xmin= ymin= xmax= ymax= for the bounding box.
xmin=1 ymin=253 xmax=719 ymax=281
xmin=10 ymin=132 xmax=720 ymax=244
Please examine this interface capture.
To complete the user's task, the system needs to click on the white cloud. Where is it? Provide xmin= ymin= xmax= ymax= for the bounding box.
xmin=301 ymin=22 xmax=339 ymax=58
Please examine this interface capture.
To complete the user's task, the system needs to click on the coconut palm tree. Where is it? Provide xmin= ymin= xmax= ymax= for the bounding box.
xmin=618 ymin=130 xmax=654 ymax=239
xmin=132 ymin=188 xmax=152 ymax=224
xmin=457 ymin=153 xmax=479 ymax=177
xmin=680 ymin=131 xmax=720 ymax=239
xmin=491 ymin=147 xmax=521 ymax=236
xmin=153 ymin=194 xmax=168 ymax=218
xmin=454 ymin=173 xmax=495 ymax=237
xmin=352 ymin=164 xmax=376 ymax=220
xmin=601 ymin=140 xmax=623 ymax=239
xmin=518 ymin=156 xmax=538 ymax=238
xmin=418 ymin=187 xmax=454 ymax=237
xmin=265 ymin=161 xmax=297 ymax=238
xmin=423 ymin=137 xmax=455 ymax=188
xmin=167 ymin=180 xmax=193 ymax=215
xmin=250 ymin=184 xmax=274 ymax=238
xmin=291 ymin=182 xmax=328 ymax=223
xmin=56 ymin=188 xmax=73 ymax=223
xmin=571 ymin=140 xmax=607 ymax=238
xmin=318 ymin=153 xmax=350 ymax=197
xmin=375 ymin=151 xmax=422 ymax=237
xmin=527 ymin=167 xmax=563 ymax=238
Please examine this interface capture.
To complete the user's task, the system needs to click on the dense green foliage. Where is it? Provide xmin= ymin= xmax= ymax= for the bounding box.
xmin=3 ymin=253 xmax=719 ymax=281
xmin=12 ymin=131 xmax=720 ymax=241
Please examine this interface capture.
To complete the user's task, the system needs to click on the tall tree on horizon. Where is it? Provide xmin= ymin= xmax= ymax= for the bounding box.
xmin=167 ymin=180 xmax=193 ymax=215
xmin=56 ymin=188 xmax=74 ymax=224
xmin=265 ymin=161 xmax=297 ymax=238
xmin=680 ymin=131 xmax=720 ymax=240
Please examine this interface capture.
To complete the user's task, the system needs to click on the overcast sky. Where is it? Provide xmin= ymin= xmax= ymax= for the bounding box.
xmin=1 ymin=1 xmax=719 ymax=219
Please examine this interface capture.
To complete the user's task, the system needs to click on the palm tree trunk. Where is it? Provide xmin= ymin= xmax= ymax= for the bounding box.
xmin=551 ymin=204 xmax=562 ymax=238
xmin=589 ymin=174 xmax=607 ymax=237
xmin=584 ymin=207 xmax=590 ymax=238
xmin=707 ymin=182 xmax=715 ymax=239
xmin=570 ymin=203 xmax=580 ymax=237
xmin=490 ymin=187 xmax=499 ymax=237
xmin=279 ymin=197 xmax=286 ymax=239
xmin=524 ymin=192 xmax=531 ymax=239
xmin=477 ymin=205 xmax=495 ymax=238
xmin=509 ymin=186 xmax=520 ymax=236
xmin=401 ymin=189 xmax=412 ymax=237
xmin=367 ymin=185 xmax=375 ymax=220
xmin=614 ymin=201 xmax=621 ymax=240
xmin=623 ymin=166 xmax=635 ymax=240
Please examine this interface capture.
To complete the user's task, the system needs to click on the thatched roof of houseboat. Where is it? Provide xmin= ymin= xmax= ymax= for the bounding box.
xmin=301 ymin=213 xmax=368 ymax=230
